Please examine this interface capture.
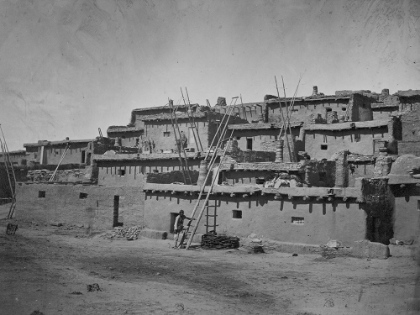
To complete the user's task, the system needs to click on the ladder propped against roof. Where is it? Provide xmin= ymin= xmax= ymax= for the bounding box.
xmin=173 ymin=97 xmax=238 ymax=249
xmin=181 ymin=88 xmax=204 ymax=153
xmin=0 ymin=124 xmax=17 ymax=219
xmin=168 ymin=99 xmax=193 ymax=185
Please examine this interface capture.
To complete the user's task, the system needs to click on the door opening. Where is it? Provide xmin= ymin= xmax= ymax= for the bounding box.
xmin=170 ymin=212 xmax=178 ymax=233
xmin=113 ymin=195 xmax=120 ymax=227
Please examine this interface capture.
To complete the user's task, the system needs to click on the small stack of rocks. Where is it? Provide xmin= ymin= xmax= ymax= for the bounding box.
xmin=105 ymin=226 xmax=142 ymax=240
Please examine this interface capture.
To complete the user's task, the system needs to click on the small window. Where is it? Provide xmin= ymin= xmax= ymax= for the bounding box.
xmin=163 ymin=131 xmax=170 ymax=137
xmin=354 ymin=133 xmax=361 ymax=142
xmin=291 ymin=217 xmax=304 ymax=225
xmin=232 ymin=210 xmax=242 ymax=219
xmin=79 ymin=192 xmax=88 ymax=199
xmin=342 ymin=107 xmax=347 ymax=111
xmin=118 ymin=169 xmax=126 ymax=176
xmin=326 ymin=107 xmax=332 ymax=112
xmin=38 ymin=191 xmax=46 ymax=198
xmin=321 ymin=144 xmax=328 ymax=150
xmin=418 ymin=200 xmax=420 ymax=211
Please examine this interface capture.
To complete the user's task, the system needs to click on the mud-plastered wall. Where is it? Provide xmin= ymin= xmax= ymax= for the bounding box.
xmin=97 ymin=159 xmax=202 ymax=186
xmin=143 ymin=192 xmax=366 ymax=246
xmin=304 ymin=127 xmax=388 ymax=160
xmin=15 ymin=183 xmax=144 ymax=231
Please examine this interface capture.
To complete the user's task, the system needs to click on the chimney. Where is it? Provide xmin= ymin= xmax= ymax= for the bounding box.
xmin=381 ymin=89 xmax=390 ymax=96
xmin=373 ymin=148 xmax=393 ymax=177
xmin=216 ymin=97 xmax=227 ymax=106
xmin=312 ymin=86 xmax=318 ymax=96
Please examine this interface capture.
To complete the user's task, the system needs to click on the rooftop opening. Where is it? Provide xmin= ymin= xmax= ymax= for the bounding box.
xmin=38 ymin=191 xmax=46 ymax=198
xmin=79 ymin=192 xmax=88 ymax=199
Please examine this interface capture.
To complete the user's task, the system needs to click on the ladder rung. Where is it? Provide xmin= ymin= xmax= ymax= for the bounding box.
xmin=204 ymin=224 xmax=219 ymax=227
xmin=205 ymin=214 xmax=218 ymax=217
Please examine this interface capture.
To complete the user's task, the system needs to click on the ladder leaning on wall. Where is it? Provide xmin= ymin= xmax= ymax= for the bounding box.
xmin=0 ymin=124 xmax=17 ymax=219
xmin=168 ymin=99 xmax=193 ymax=185
xmin=174 ymin=98 xmax=237 ymax=249
xmin=181 ymin=87 xmax=204 ymax=152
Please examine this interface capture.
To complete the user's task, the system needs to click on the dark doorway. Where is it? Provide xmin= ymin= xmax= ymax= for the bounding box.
xmin=81 ymin=150 xmax=86 ymax=164
xmin=246 ymin=138 xmax=253 ymax=150
xmin=113 ymin=195 xmax=120 ymax=227
xmin=170 ymin=212 xmax=178 ymax=233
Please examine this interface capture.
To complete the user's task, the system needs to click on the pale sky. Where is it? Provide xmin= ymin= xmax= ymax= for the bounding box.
xmin=0 ymin=0 xmax=419 ymax=150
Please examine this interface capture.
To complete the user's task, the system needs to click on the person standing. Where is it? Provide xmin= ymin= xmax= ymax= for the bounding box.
xmin=173 ymin=210 xmax=195 ymax=248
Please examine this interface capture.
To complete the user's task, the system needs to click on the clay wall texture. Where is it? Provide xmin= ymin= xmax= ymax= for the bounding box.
xmin=97 ymin=159 xmax=202 ymax=187
xmin=372 ymin=107 xmax=396 ymax=120
xmin=232 ymin=128 xmax=301 ymax=152
xmin=15 ymin=183 xmax=144 ymax=230
xmin=25 ymin=142 xmax=89 ymax=165
xmin=143 ymin=192 xmax=366 ymax=246
xmin=0 ymin=151 xmax=27 ymax=165
xmin=143 ymin=118 xmax=209 ymax=152
xmin=266 ymin=98 xmax=351 ymax=124
xmin=348 ymin=163 xmax=375 ymax=186
xmin=398 ymin=104 xmax=420 ymax=155
xmin=111 ymin=134 xmax=142 ymax=147
xmin=304 ymin=127 xmax=388 ymax=160
xmin=390 ymin=185 xmax=420 ymax=243
xmin=214 ymin=104 xmax=262 ymax=123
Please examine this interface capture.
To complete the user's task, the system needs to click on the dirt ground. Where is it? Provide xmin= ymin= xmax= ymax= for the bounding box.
xmin=0 ymin=219 xmax=419 ymax=315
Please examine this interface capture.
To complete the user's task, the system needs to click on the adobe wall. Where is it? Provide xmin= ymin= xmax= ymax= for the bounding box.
xmin=398 ymin=105 xmax=420 ymax=155
xmin=0 ymin=151 xmax=27 ymax=165
xmin=351 ymin=94 xmax=373 ymax=122
xmin=361 ymin=178 xmax=394 ymax=245
xmin=15 ymin=183 xmax=144 ymax=230
xmin=214 ymin=104 xmax=262 ymax=123
xmin=390 ymin=185 xmax=420 ymax=243
xmin=348 ymin=163 xmax=375 ymax=186
xmin=232 ymin=128 xmax=301 ymax=152
xmin=108 ymin=132 xmax=143 ymax=147
xmin=304 ymin=127 xmax=388 ymax=160
xmin=266 ymin=98 xmax=351 ymax=124
xmin=143 ymin=192 xmax=367 ymax=246
xmin=97 ymin=159 xmax=202 ymax=186
xmin=34 ymin=143 xmax=89 ymax=165
xmin=143 ymin=118 xmax=209 ymax=152
xmin=372 ymin=107 xmax=396 ymax=120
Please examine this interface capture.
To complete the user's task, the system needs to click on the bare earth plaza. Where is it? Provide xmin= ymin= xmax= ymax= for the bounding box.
xmin=0 ymin=1 xmax=420 ymax=315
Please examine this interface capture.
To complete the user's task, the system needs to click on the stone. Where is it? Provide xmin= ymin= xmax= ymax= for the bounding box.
xmin=351 ymin=240 xmax=390 ymax=259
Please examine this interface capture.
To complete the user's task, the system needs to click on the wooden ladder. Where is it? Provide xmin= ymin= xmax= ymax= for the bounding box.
xmin=204 ymin=199 xmax=218 ymax=234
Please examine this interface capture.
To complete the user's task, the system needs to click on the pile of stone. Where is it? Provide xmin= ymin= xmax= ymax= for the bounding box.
xmin=106 ymin=226 xmax=142 ymax=240
xmin=201 ymin=234 xmax=240 ymax=249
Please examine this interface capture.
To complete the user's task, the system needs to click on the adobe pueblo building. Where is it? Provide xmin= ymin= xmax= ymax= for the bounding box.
xmin=2 ymin=87 xmax=420 ymax=258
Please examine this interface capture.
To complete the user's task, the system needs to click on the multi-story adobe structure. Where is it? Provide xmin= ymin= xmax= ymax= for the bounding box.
xmin=7 ymin=87 xmax=420 ymax=258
